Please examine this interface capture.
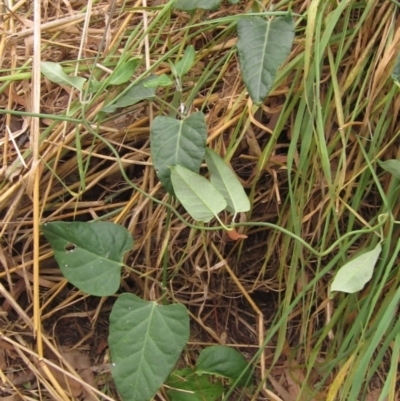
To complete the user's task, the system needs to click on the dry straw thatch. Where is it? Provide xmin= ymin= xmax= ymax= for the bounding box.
xmin=1 ymin=0 xmax=399 ymax=400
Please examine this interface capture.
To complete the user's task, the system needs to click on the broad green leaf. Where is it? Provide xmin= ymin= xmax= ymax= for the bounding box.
xmin=331 ymin=243 xmax=382 ymax=294
xmin=228 ymin=0 xmax=240 ymax=3
xmin=379 ymin=159 xmax=400 ymax=179
xmin=41 ymin=61 xmax=86 ymax=91
xmin=166 ymin=368 xmax=224 ymax=401
xmin=391 ymin=53 xmax=400 ymax=83
xmin=237 ymin=15 xmax=295 ymax=104
xmin=109 ymin=58 xmax=142 ymax=86
xmin=109 ymin=294 xmax=189 ymax=401
xmin=173 ymin=0 xmax=222 ymax=11
xmin=144 ymin=74 xmax=173 ymax=87
xmin=205 ymin=148 xmax=250 ymax=214
xmin=174 ymin=46 xmax=195 ymax=77
xmin=171 ymin=165 xmax=227 ymax=222
xmin=41 ymin=221 xmax=133 ymax=296
xmin=196 ymin=345 xmax=252 ymax=387
xmin=150 ymin=112 xmax=207 ymax=194
xmin=102 ymin=75 xmax=157 ymax=113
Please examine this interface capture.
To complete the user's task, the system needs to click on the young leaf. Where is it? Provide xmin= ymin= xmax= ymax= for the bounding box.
xmin=109 ymin=58 xmax=142 ymax=86
xmin=331 ymin=243 xmax=382 ymax=294
xmin=41 ymin=61 xmax=86 ymax=91
xmin=166 ymin=368 xmax=224 ymax=401
xmin=170 ymin=165 xmax=227 ymax=222
xmin=174 ymin=46 xmax=195 ymax=77
xmin=378 ymin=159 xmax=400 ymax=179
xmin=150 ymin=112 xmax=207 ymax=194
xmin=205 ymin=148 xmax=250 ymax=214
xmin=196 ymin=345 xmax=252 ymax=387
xmin=109 ymin=294 xmax=189 ymax=401
xmin=41 ymin=221 xmax=133 ymax=296
xmin=173 ymin=0 xmax=222 ymax=11
xmin=102 ymin=75 xmax=157 ymax=113
xmin=87 ymin=77 xmax=103 ymax=93
xmin=144 ymin=74 xmax=173 ymax=87
xmin=237 ymin=14 xmax=295 ymax=104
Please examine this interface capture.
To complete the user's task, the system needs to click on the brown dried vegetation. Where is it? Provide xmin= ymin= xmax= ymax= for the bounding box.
xmin=0 ymin=0 xmax=399 ymax=400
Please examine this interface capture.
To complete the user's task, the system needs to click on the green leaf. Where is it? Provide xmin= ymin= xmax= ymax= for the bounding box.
xmin=166 ymin=368 xmax=224 ymax=401
xmin=173 ymin=0 xmax=222 ymax=11
xmin=331 ymin=243 xmax=382 ymax=294
xmin=174 ymin=46 xmax=195 ymax=77
xmin=170 ymin=165 xmax=227 ymax=222
xmin=102 ymin=75 xmax=157 ymax=113
xmin=379 ymin=159 xmax=400 ymax=179
xmin=237 ymin=14 xmax=295 ymax=104
xmin=41 ymin=221 xmax=133 ymax=296
xmin=143 ymin=74 xmax=173 ymax=87
xmin=391 ymin=53 xmax=400 ymax=83
xmin=109 ymin=58 xmax=142 ymax=86
xmin=150 ymin=112 xmax=207 ymax=194
xmin=196 ymin=345 xmax=252 ymax=387
xmin=41 ymin=61 xmax=86 ymax=91
xmin=109 ymin=294 xmax=189 ymax=401
xmin=228 ymin=0 xmax=240 ymax=3
xmin=87 ymin=77 xmax=103 ymax=93
xmin=205 ymin=148 xmax=250 ymax=214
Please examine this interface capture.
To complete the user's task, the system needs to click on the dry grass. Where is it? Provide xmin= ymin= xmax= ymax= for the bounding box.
xmin=1 ymin=0 xmax=399 ymax=400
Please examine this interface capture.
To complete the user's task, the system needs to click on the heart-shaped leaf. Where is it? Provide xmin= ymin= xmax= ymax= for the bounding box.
xmin=109 ymin=294 xmax=190 ymax=401
xmin=196 ymin=345 xmax=252 ymax=387
xmin=331 ymin=243 xmax=382 ymax=294
xmin=166 ymin=368 xmax=224 ymax=401
xmin=41 ymin=62 xmax=86 ymax=91
xmin=41 ymin=221 xmax=133 ymax=296
xmin=171 ymin=164 xmax=227 ymax=222
xmin=237 ymin=14 xmax=295 ymax=104
xmin=102 ymin=75 xmax=157 ymax=113
xmin=150 ymin=112 xmax=207 ymax=194
xmin=173 ymin=0 xmax=222 ymax=11
xmin=205 ymin=148 xmax=250 ymax=214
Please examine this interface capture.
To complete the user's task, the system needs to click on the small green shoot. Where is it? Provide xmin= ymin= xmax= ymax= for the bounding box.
xmin=144 ymin=74 xmax=174 ymax=87
xmin=205 ymin=148 xmax=250 ymax=216
xmin=174 ymin=45 xmax=196 ymax=78
xmin=41 ymin=61 xmax=86 ymax=91
xmin=102 ymin=75 xmax=158 ymax=112
xmin=108 ymin=58 xmax=142 ymax=86
xmin=330 ymin=243 xmax=382 ymax=294
xmin=174 ymin=0 xmax=222 ymax=11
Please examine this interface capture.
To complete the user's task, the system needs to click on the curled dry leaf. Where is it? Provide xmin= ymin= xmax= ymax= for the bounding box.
xmin=39 ymin=347 xmax=97 ymax=401
xmin=226 ymin=228 xmax=248 ymax=240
